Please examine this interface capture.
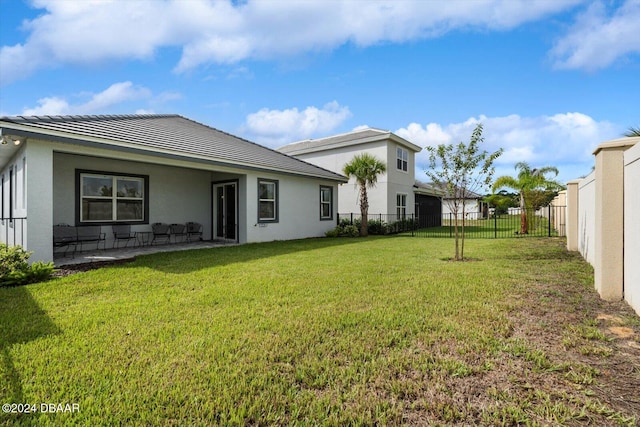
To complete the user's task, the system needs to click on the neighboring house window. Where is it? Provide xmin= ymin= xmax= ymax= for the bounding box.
xmin=258 ymin=179 xmax=278 ymax=222
xmin=396 ymin=147 xmax=408 ymax=172
xmin=320 ymin=186 xmax=333 ymax=220
xmin=397 ymin=193 xmax=407 ymax=219
xmin=77 ymin=171 xmax=148 ymax=224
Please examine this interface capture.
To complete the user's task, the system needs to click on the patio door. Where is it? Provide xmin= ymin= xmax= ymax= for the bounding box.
xmin=214 ymin=182 xmax=237 ymax=241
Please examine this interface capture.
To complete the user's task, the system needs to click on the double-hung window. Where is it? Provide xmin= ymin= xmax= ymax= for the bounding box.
xmin=258 ymin=179 xmax=278 ymax=222
xmin=78 ymin=171 xmax=148 ymax=223
xmin=396 ymin=147 xmax=408 ymax=172
xmin=396 ymin=193 xmax=407 ymax=219
xmin=320 ymin=186 xmax=333 ymax=220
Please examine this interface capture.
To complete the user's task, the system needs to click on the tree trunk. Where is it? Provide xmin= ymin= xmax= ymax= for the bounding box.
xmin=519 ymin=192 xmax=528 ymax=234
xmin=360 ymin=185 xmax=369 ymax=237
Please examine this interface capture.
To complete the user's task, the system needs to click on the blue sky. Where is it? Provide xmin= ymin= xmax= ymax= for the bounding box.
xmin=1 ymin=0 xmax=639 ymax=184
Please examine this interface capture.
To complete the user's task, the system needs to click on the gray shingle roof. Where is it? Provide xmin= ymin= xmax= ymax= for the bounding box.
xmin=278 ymin=127 xmax=421 ymax=155
xmin=0 ymin=114 xmax=347 ymax=181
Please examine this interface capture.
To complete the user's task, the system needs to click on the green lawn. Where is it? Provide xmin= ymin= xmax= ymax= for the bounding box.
xmin=413 ymin=214 xmax=560 ymax=238
xmin=1 ymin=237 xmax=637 ymax=426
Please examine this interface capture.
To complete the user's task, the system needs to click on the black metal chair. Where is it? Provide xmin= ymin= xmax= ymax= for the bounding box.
xmin=186 ymin=222 xmax=203 ymax=242
xmin=170 ymin=223 xmax=187 ymax=243
xmin=112 ymin=225 xmax=137 ymax=248
xmin=76 ymin=225 xmax=106 ymax=251
xmin=53 ymin=224 xmax=77 ymax=257
xmin=151 ymin=223 xmax=171 ymax=245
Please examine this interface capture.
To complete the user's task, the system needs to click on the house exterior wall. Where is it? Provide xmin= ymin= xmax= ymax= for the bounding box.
xmin=289 ymin=140 xmax=417 ymax=216
xmin=624 ymin=142 xmax=640 ymax=315
xmin=442 ymin=199 xmax=481 ymax=218
xmin=244 ymin=171 xmax=339 ymax=242
xmin=53 ymin=151 xmax=213 ymax=244
xmin=5 ymin=137 xmax=342 ymax=263
xmin=0 ymin=143 xmax=30 ymax=250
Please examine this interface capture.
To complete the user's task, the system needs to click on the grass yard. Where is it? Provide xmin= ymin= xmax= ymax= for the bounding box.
xmin=1 ymin=237 xmax=639 ymax=426
xmin=413 ymin=214 xmax=559 ymax=238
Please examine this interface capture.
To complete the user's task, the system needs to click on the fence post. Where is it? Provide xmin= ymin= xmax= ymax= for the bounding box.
xmin=494 ymin=210 xmax=498 ymax=238
xmin=411 ymin=213 xmax=415 ymax=237
xmin=350 ymin=213 xmax=353 ymax=225
xmin=548 ymin=205 xmax=552 ymax=237
xmin=449 ymin=213 xmax=452 ymax=238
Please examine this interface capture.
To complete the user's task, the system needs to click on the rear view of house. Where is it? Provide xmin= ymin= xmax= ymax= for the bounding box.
xmin=0 ymin=114 xmax=347 ymax=263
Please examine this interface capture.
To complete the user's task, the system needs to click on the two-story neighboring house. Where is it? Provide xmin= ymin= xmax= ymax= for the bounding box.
xmin=278 ymin=128 xmax=423 ymax=219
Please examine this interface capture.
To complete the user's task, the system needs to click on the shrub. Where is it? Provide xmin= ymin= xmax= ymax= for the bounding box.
xmin=325 ymin=224 xmax=360 ymax=238
xmin=342 ymin=225 xmax=360 ymax=237
xmin=0 ymin=244 xmax=55 ymax=287
xmin=367 ymin=219 xmax=388 ymax=235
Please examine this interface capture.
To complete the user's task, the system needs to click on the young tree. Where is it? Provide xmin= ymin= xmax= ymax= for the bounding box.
xmin=492 ymin=162 xmax=563 ymax=234
xmin=343 ymin=153 xmax=387 ymax=236
xmin=425 ymin=124 xmax=503 ymax=260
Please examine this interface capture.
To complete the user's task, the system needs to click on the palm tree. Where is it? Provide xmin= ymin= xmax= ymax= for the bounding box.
xmin=343 ymin=153 xmax=387 ymax=236
xmin=492 ymin=162 xmax=562 ymax=234
xmin=623 ymin=126 xmax=640 ymax=137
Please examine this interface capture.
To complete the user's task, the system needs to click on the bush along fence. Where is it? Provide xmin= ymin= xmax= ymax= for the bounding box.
xmin=337 ymin=205 xmax=566 ymax=239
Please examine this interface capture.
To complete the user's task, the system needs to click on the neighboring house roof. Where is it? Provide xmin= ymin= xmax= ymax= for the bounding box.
xmin=413 ymin=180 xmax=446 ymax=197
xmin=0 ymin=114 xmax=347 ymax=182
xmin=427 ymin=182 xmax=484 ymax=199
xmin=277 ymin=127 xmax=422 ymax=156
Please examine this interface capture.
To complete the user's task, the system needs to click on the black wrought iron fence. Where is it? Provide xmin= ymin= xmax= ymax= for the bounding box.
xmin=1 ymin=217 xmax=27 ymax=247
xmin=338 ymin=206 xmax=566 ymax=239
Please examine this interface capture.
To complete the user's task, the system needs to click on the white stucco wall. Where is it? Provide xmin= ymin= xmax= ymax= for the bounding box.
xmin=53 ymin=151 xmax=214 ymax=247
xmin=5 ymin=136 xmax=343 ymax=263
xmin=624 ymin=142 xmax=640 ymax=315
xmin=244 ymin=172 xmax=339 ymax=242
xmin=442 ymin=199 xmax=481 ymax=218
xmin=577 ymin=172 xmax=596 ymax=267
xmin=0 ymin=143 xmax=30 ymax=250
xmin=290 ymin=140 xmax=417 ymax=216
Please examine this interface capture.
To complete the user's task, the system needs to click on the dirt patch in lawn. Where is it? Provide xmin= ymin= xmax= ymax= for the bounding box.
xmin=403 ymin=240 xmax=640 ymax=426
xmin=53 ymin=258 xmax=135 ymax=277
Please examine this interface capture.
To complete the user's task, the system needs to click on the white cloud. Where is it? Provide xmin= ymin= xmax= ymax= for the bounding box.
xmin=1 ymin=0 xmax=583 ymax=84
xmin=397 ymin=112 xmax=618 ymax=183
xmin=244 ymin=101 xmax=352 ymax=147
xmin=21 ymin=81 xmax=152 ymax=115
xmin=550 ymin=0 xmax=640 ymax=70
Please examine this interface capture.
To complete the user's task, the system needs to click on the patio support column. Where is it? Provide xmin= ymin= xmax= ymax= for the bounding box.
xmin=25 ymin=140 xmax=54 ymax=263
xmin=565 ymin=180 xmax=580 ymax=252
xmin=593 ymin=139 xmax=637 ymax=301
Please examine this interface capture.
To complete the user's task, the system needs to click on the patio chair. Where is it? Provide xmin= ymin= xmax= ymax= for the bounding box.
xmin=151 ymin=223 xmax=171 ymax=245
xmin=170 ymin=223 xmax=187 ymax=243
xmin=112 ymin=224 xmax=137 ymax=248
xmin=186 ymin=222 xmax=203 ymax=242
xmin=76 ymin=225 xmax=107 ymax=251
xmin=53 ymin=224 xmax=78 ymax=257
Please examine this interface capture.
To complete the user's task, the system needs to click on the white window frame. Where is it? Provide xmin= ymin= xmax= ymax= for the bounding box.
xmin=397 ymin=147 xmax=408 ymax=172
xmin=396 ymin=193 xmax=407 ymax=219
xmin=258 ymin=179 xmax=278 ymax=223
xmin=320 ymin=186 xmax=333 ymax=220
xmin=79 ymin=172 xmax=146 ymax=223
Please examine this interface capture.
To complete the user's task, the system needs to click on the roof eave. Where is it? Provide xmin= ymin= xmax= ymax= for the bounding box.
xmin=0 ymin=120 xmax=348 ymax=183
